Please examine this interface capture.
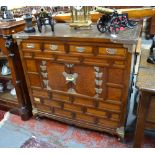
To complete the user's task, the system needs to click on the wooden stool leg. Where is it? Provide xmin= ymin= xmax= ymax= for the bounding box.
xmin=133 ymin=91 xmax=151 ymax=147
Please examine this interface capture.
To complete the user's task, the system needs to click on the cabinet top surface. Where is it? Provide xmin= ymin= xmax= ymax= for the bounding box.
xmin=0 ymin=19 xmax=25 ymax=29
xmin=14 ymin=23 xmax=141 ymax=44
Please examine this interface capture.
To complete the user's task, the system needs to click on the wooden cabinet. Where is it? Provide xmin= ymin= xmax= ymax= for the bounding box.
xmin=14 ymin=23 xmax=141 ymax=138
xmin=0 ymin=20 xmax=32 ymax=120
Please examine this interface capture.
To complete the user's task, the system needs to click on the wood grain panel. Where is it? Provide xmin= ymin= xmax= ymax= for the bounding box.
xmin=43 ymin=99 xmax=62 ymax=108
xmin=107 ymin=87 xmax=122 ymax=101
xmin=108 ymin=68 xmax=124 ymax=84
xmin=73 ymin=64 xmax=96 ymax=97
xmin=64 ymin=103 xmax=82 ymax=113
xmin=74 ymin=97 xmax=94 ymax=107
xmin=98 ymin=119 xmax=119 ymax=128
xmin=52 ymin=92 xmax=70 ymax=102
xmin=86 ymin=108 xmax=107 ymax=118
xmin=35 ymin=103 xmax=51 ymax=113
xmin=76 ymin=113 xmax=95 ymax=123
xmin=25 ymin=59 xmax=38 ymax=72
xmin=54 ymin=108 xmax=72 ymax=118
xmin=46 ymin=62 xmax=68 ymax=91
xmin=32 ymin=89 xmax=49 ymax=98
xmin=28 ymin=74 xmax=42 ymax=88
xmin=98 ymin=101 xmax=121 ymax=112
xmin=146 ymin=96 xmax=155 ymax=123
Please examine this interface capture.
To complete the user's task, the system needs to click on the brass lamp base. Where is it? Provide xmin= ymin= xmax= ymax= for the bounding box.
xmin=69 ymin=20 xmax=92 ymax=29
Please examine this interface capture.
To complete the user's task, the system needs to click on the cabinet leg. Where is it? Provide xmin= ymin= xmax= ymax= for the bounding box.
xmin=20 ymin=107 xmax=32 ymax=121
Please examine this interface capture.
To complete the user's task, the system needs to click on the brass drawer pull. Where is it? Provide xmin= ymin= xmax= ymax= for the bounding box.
xmin=76 ymin=47 xmax=86 ymax=53
xmin=26 ymin=44 xmax=35 ymax=49
xmin=50 ymin=44 xmax=58 ymax=50
xmin=106 ymin=48 xmax=116 ymax=55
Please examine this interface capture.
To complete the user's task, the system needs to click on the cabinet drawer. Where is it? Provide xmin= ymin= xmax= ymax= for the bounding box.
xmin=98 ymin=47 xmax=126 ymax=57
xmin=69 ymin=44 xmax=93 ymax=54
xmin=22 ymin=43 xmax=41 ymax=51
xmin=44 ymin=43 xmax=65 ymax=52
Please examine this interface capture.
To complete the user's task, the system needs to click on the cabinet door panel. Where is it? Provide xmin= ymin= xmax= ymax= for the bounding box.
xmin=107 ymin=87 xmax=122 ymax=101
xmin=73 ymin=64 xmax=96 ymax=97
xmin=25 ymin=59 xmax=38 ymax=72
xmin=108 ymin=68 xmax=124 ymax=84
xmin=46 ymin=62 xmax=68 ymax=91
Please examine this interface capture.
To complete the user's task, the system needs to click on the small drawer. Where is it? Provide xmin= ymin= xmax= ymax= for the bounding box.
xmin=22 ymin=43 xmax=41 ymax=51
xmin=98 ymin=47 xmax=126 ymax=57
xmin=44 ymin=43 xmax=65 ymax=52
xmin=69 ymin=45 xmax=93 ymax=54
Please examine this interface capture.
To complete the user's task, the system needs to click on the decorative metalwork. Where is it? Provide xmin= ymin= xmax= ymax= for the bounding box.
xmin=42 ymin=60 xmax=47 ymax=65
xmin=94 ymin=72 xmax=103 ymax=78
xmin=50 ymin=44 xmax=58 ymax=51
xmin=62 ymin=72 xmax=78 ymax=85
xmin=116 ymin=126 xmax=125 ymax=139
xmin=41 ymin=72 xmax=48 ymax=78
xmin=40 ymin=65 xmax=47 ymax=71
xmin=94 ymin=66 xmax=103 ymax=98
xmin=32 ymin=107 xmax=38 ymax=115
xmin=95 ymin=79 xmax=103 ymax=86
xmin=34 ymin=97 xmax=41 ymax=102
xmin=26 ymin=43 xmax=35 ymax=49
xmin=94 ymin=66 xmax=100 ymax=72
xmin=65 ymin=63 xmax=74 ymax=68
xmin=68 ymin=88 xmax=76 ymax=94
xmin=39 ymin=60 xmax=51 ymax=90
xmin=43 ymin=79 xmax=51 ymax=90
xmin=106 ymin=48 xmax=117 ymax=55
xmin=95 ymin=88 xmax=103 ymax=94
xmin=76 ymin=47 xmax=86 ymax=53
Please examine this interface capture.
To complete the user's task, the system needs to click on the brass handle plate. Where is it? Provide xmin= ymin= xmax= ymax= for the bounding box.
xmin=63 ymin=72 xmax=78 ymax=85
xmin=26 ymin=44 xmax=35 ymax=49
xmin=106 ymin=48 xmax=117 ymax=55
xmin=76 ymin=47 xmax=86 ymax=53
xmin=50 ymin=44 xmax=58 ymax=51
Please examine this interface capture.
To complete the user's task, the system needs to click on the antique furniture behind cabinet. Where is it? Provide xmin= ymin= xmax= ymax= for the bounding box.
xmin=0 ymin=20 xmax=32 ymax=120
xmin=14 ymin=23 xmax=141 ymax=138
xmin=134 ymin=49 xmax=155 ymax=147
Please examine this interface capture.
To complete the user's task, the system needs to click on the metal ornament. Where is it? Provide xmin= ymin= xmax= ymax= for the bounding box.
xmin=23 ymin=14 xmax=35 ymax=33
xmin=35 ymin=8 xmax=54 ymax=33
xmin=96 ymin=8 xmax=138 ymax=34
xmin=62 ymin=72 xmax=78 ymax=85
xmin=70 ymin=6 xmax=92 ymax=29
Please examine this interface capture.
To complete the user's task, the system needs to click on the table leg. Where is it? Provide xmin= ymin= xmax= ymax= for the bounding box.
xmin=133 ymin=91 xmax=152 ymax=148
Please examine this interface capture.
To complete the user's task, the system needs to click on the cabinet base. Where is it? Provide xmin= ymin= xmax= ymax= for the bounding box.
xmin=33 ymin=109 xmax=125 ymax=139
